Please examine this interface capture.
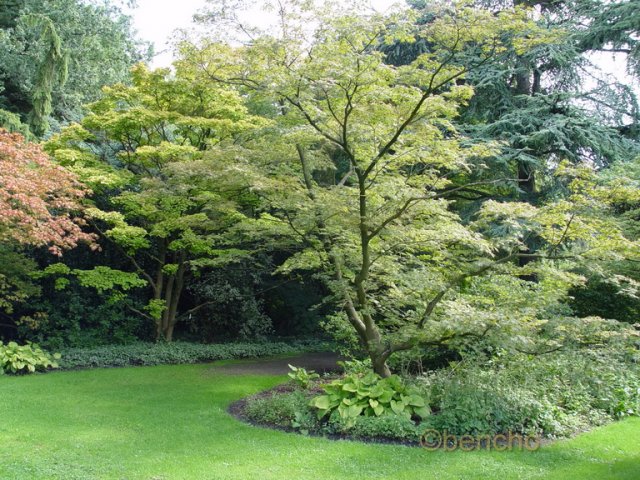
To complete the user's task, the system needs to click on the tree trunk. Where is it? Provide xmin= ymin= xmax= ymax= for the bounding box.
xmin=157 ymin=273 xmax=175 ymax=341
xmin=370 ymin=349 xmax=392 ymax=378
xmin=163 ymin=261 xmax=186 ymax=342
xmin=153 ymin=243 xmax=167 ymax=341
xmin=298 ymin=144 xmax=393 ymax=377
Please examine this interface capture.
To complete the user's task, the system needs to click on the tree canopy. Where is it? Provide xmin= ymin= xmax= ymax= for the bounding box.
xmin=0 ymin=0 xmax=147 ymax=136
xmin=177 ymin=0 xmax=639 ymax=375
xmin=0 ymin=0 xmax=638 ymax=377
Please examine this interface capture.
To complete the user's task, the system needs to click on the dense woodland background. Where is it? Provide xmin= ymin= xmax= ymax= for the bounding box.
xmin=0 ymin=0 xmax=638 ymax=373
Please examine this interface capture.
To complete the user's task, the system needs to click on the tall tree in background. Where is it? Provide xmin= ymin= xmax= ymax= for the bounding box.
xmin=394 ymin=1 xmax=639 ymax=202
xmin=0 ymin=0 xmax=147 ymax=136
xmin=388 ymin=1 xmax=640 ymax=292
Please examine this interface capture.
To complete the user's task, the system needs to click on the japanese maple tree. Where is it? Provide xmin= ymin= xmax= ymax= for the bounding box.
xmin=0 ymin=129 xmax=95 ymax=255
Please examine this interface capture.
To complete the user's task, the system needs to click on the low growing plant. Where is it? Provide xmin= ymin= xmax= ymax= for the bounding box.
xmin=328 ymin=413 xmax=423 ymax=442
xmin=415 ymin=349 xmax=640 ymax=437
xmin=0 ymin=341 xmax=60 ymax=374
xmin=244 ymin=390 xmax=313 ymax=427
xmin=336 ymin=358 xmax=372 ymax=375
xmin=58 ymin=340 xmax=331 ymax=370
xmin=287 ymin=364 xmax=320 ymax=389
xmin=309 ymin=372 xmax=430 ymax=427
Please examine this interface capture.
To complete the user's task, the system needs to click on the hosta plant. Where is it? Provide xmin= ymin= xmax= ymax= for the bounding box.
xmin=0 ymin=341 xmax=60 ymax=374
xmin=287 ymin=364 xmax=320 ymax=389
xmin=309 ymin=372 xmax=430 ymax=427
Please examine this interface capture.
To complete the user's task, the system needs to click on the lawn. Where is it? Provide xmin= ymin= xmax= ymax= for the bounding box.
xmin=0 ymin=362 xmax=638 ymax=480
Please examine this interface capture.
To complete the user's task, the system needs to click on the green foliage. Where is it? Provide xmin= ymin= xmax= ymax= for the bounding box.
xmin=570 ymin=277 xmax=640 ymax=324
xmin=337 ymin=358 xmax=373 ymax=375
xmin=73 ymin=267 xmax=147 ymax=294
xmin=287 ymin=364 xmax=319 ymax=389
xmin=37 ymin=263 xmax=147 ymax=294
xmin=0 ymin=341 xmax=59 ymax=374
xmin=578 ymin=0 xmax=640 ymax=77
xmin=243 ymin=384 xmax=424 ymax=441
xmin=244 ymin=389 xmax=311 ymax=427
xmin=419 ymin=369 xmax=547 ymax=436
xmin=328 ymin=413 xmax=423 ymax=442
xmin=0 ymin=245 xmax=40 ymax=316
xmin=417 ymin=349 xmax=640 ymax=437
xmin=20 ymin=13 xmax=67 ymax=135
xmin=20 ymin=289 xmax=153 ymax=350
xmin=309 ymin=373 xmax=430 ymax=426
xmin=184 ymin=0 xmax=639 ymax=376
xmin=47 ymin=62 xmax=268 ymax=341
xmin=57 ymin=339 xmax=330 ymax=370
xmin=186 ymin=261 xmax=274 ymax=341
xmin=0 ymin=107 xmax=29 ymax=136
xmin=0 ymin=0 xmax=147 ymax=136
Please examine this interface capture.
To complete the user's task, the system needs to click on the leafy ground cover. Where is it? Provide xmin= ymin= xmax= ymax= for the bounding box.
xmin=0 ymin=362 xmax=639 ymax=480
xmin=57 ymin=340 xmax=332 ymax=370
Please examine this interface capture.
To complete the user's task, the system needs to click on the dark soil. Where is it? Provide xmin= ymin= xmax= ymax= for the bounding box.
xmin=210 ymin=351 xmax=345 ymax=375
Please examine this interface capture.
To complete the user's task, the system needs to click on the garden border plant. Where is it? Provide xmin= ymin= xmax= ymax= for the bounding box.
xmin=235 ymin=349 xmax=640 ymax=447
xmin=57 ymin=339 xmax=333 ymax=370
xmin=0 ymin=339 xmax=333 ymax=373
xmin=0 ymin=341 xmax=60 ymax=374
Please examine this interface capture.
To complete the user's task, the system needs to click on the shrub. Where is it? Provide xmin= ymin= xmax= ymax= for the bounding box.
xmin=186 ymin=262 xmax=273 ymax=341
xmin=328 ymin=413 xmax=423 ymax=442
xmin=417 ymin=369 xmax=546 ymax=436
xmin=309 ymin=372 xmax=430 ymax=427
xmin=242 ymin=387 xmax=423 ymax=441
xmin=0 ymin=341 xmax=60 ymax=374
xmin=23 ymin=292 xmax=152 ymax=350
xmin=58 ymin=339 xmax=331 ymax=370
xmin=415 ymin=349 xmax=640 ymax=437
xmin=244 ymin=390 xmax=315 ymax=428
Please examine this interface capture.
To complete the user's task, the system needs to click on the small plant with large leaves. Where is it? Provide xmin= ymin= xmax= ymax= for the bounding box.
xmin=287 ymin=364 xmax=320 ymax=389
xmin=0 ymin=341 xmax=60 ymax=374
xmin=309 ymin=372 xmax=430 ymax=427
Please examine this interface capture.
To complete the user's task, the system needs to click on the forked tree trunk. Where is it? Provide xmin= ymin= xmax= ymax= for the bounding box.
xmin=298 ymin=143 xmax=395 ymax=377
xmin=154 ymin=253 xmax=187 ymax=342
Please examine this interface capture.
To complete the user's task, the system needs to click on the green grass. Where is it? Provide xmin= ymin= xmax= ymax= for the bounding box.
xmin=0 ymin=363 xmax=639 ymax=480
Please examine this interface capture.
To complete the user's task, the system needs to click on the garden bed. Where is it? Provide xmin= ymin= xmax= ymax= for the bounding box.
xmin=228 ymin=349 xmax=640 ymax=449
xmin=228 ymin=382 xmax=561 ymax=450
xmin=228 ymin=382 xmax=424 ymax=447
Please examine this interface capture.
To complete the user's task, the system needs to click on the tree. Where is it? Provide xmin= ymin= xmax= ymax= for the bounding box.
xmin=398 ymin=1 xmax=639 ymax=202
xmin=570 ymin=155 xmax=640 ymax=323
xmin=0 ymin=129 xmax=95 ymax=254
xmin=185 ymin=0 xmax=638 ymax=376
xmin=46 ymin=64 xmax=266 ymax=341
xmin=0 ymin=129 xmax=95 ymax=333
xmin=0 ymin=0 xmax=147 ymax=135
xmin=579 ymin=0 xmax=640 ymax=78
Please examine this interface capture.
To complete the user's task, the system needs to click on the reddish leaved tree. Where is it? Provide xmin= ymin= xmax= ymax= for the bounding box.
xmin=0 ymin=129 xmax=97 ymax=255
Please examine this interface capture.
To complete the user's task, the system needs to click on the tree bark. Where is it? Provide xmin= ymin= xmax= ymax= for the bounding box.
xmin=164 ymin=261 xmax=186 ymax=342
xmin=297 ymin=144 xmax=392 ymax=376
